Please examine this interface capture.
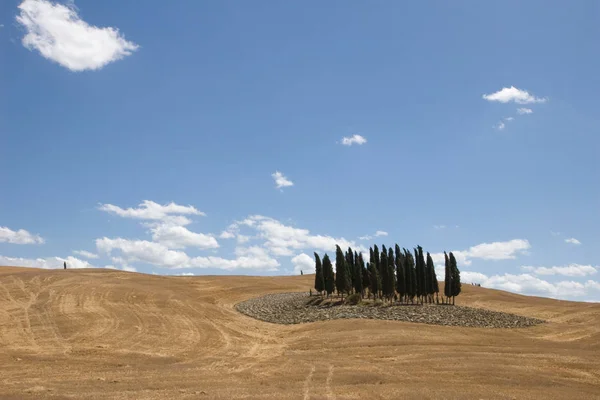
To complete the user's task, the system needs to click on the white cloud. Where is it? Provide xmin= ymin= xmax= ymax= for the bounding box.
xmin=237 ymin=234 xmax=250 ymax=244
xmin=271 ymin=171 xmax=294 ymax=190
xmin=483 ymin=86 xmax=547 ymax=104
xmin=73 ymin=250 xmax=99 ymax=259
xmin=495 ymin=121 xmax=506 ymax=131
xmin=468 ymin=239 xmax=530 ymax=260
xmin=359 ymin=230 xmax=388 ymax=241
xmin=473 ymin=272 xmax=600 ymax=300
xmin=431 ymin=239 xmax=531 ymax=267
xmin=341 ymin=134 xmax=367 ymax=146
xmin=16 ymin=0 xmax=138 ymax=71
xmin=521 ymin=264 xmax=597 ymax=277
xmin=96 ymin=237 xmax=190 ymax=268
xmin=550 ymin=230 xmax=561 ymax=237
xmin=0 ymin=226 xmax=44 ymax=244
xmin=504 ymin=117 xmax=514 ymax=121
xmin=150 ymin=224 xmax=219 ymax=250
xmin=434 ymin=225 xmax=446 ymax=230
xmin=0 ymin=255 xmax=93 ymax=269
xmin=565 ymin=238 xmax=581 ymax=245
xmin=99 ymin=200 xmax=204 ymax=224
xmin=292 ymin=253 xmax=314 ymax=274
xmin=238 ymin=215 xmax=367 ymax=257
xmin=96 ymin=237 xmax=279 ymax=271
xmin=517 ymin=108 xmax=533 ymax=115
xmin=188 ymin=246 xmax=279 ymax=271
xmin=219 ymin=231 xmax=235 ymax=239
xmin=122 ymin=265 xmax=137 ymax=272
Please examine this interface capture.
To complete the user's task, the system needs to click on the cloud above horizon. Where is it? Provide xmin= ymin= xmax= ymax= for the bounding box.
xmin=0 ymin=226 xmax=44 ymax=245
xmin=483 ymin=86 xmax=547 ymax=104
xmin=16 ymin=0 xmax=138 ymax=71
xmin=341 ymin=134 xmax=367 ymax=146
xmin=272 ymin=171 xmax=294 ymax=190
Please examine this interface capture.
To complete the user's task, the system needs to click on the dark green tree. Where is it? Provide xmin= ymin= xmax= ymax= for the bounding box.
xmin=346 ymin=247 xmax=355 ymax=293
xmin=418 ymin=246 xmax=430 ymax=303
xmin=426 ymin=252 xmax=439 ymax=303
xmin=444 ymin=252 xmax=452 ymax=304
xmin=449 ymin=252 xmax=462 ymax=305
xmin=414 ymin=247 xmax=425 ymax=303
xmin=395 ymin=244 xmax=406 ymax=302
xmin=373 ymin=245 xmax=381 ymax=276
xmin=322 ymin=254 xmax=335 ymax=297
xmin=384 ymin=247 xmax=396 ymax=301
xmin=380 ymin=245 xmax=388 ymax=300
xmin=404 ymin=249 xmax=417 ymax=303
xmin=335 ymin=245 xmax=351 ymax=299
xmin=368 ymin=261 xmax=380 ymax=299
xmin=355 ymin=252 xmax=364 ymax=297
xmin=361 ymin=256 xmax=370 ymax=298
xmin=314 ymin=252 xmax=325 ymax=295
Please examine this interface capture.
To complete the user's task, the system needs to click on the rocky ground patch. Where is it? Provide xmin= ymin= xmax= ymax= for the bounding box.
xmin=235 ymin=292 xmax=545 ymax=328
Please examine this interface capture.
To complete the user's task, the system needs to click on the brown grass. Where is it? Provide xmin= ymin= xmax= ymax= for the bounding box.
xmin=0 ymin=266 xmax=599 ymax=399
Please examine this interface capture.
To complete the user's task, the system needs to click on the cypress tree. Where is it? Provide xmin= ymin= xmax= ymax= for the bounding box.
xmin=322 ymin=254 xmax=335 ymax=297
xmin=385 ymin=247 xmax=396 ymax=301
xmin=426 ymin=252 xmax=439 ymax=303
xmin=368 ymin=261 xmax=380 ymax=299
xmin=449 ymin=252 xmax=462 ymax=305
xmin=314 ymin=252 xmax=325 ymax=295
xmin=346 ymin=247 xmax=355 ymax=293
xmin=395 ymin=244 xmax=406 ymax=302
xmin=335 ymin=245 xmax=351 ymax=299
xmin=355 ymin=252 xmax=364 ymax=297
xmin=444 ymin=252 xmax=452 ymax=304
xmin=373 ymin=245 xmax=380 ymax=276
xmin=380 ymin=246 xmax=388 ymax=300
xmin=361 ymin=256 xmax=370 ymax=298
xmin=404 ymin=249 xmax=417 ymax=303
xmin=414 ymin=248 xmax=424 ymax=303
xmin=418 ymin=246 xmax=430 ymax=303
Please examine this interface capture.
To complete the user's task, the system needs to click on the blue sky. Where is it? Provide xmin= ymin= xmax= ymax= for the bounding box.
xmin=1 ymin=0 xmax=599 ymax=301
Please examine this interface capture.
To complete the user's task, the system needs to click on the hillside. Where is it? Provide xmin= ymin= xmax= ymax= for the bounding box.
xmin=1 ymin=266 xmax=599 ymax=399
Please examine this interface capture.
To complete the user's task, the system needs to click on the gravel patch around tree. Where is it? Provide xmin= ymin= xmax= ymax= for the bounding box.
xmin=235 ymin=292 xmax=545 ymax=328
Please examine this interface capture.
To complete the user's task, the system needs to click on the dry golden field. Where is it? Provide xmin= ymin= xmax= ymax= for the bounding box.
xmin=1 ymin=266 xmax=599 ymax=399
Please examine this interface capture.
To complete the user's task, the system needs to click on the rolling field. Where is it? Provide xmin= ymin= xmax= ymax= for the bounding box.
xmin=1 ymin=266 xmax=599 ymax=399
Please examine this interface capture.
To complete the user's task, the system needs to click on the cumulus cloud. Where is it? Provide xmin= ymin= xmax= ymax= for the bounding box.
xmin=96 ymin=237 xmax=190 ymax=268
xmin=483 ymin=86 xmax=547 ymax=104
xmin=467 ymin=271 xmax=600 ymax=300
xmin=517 ymin=108 xmax=533 ymax=115
xmin=73 ymin=250 xmax=98 ymax=259
xmin=495 ymin=121 xmax=506 ymax=131
xmin=99 ymin=200 xmax=204 ymax=224
xmin=271 ymin=171 xmax=294 ymax=190
xmin=521 ymin=264 xmax=597 ymax=277
xmin=16 ymin=0 xmax=138 ymax=71
xmin=431 ymin=239 xmax=530 ymax=267
xmin=0 ymin=255 xmax=94 ymax=269
xmin=0 ymin=226 xmax=44 ymax=244
xmin=219 ymin=231 xmax=235 ymax=239
xmin=341 ymin=134 xmax=367 ymax=146
xmin=359 ymin=230 xmax=388 ymax=241
xmin=565 ymin=238 xmax=581 ymax=245
xmin=292 ymin=253 xmax=314 ymax=274
xmin=96 ymin=237 xmax=279 ymax=271
xmin=237 ymin=215 xmax=367 ymax=257
xmin=150 ymin=224 xmax=219 ymax=250
xmin=188 ymin=246 xmax=279 ymax=271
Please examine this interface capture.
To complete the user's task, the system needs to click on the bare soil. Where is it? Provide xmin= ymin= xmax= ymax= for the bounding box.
xmin=1 ymin=266 xmax=599 ymax=399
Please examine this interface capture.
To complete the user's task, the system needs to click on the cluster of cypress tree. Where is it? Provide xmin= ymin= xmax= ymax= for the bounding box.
xmin=313 ymin=244 xmax=462 ymax=305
